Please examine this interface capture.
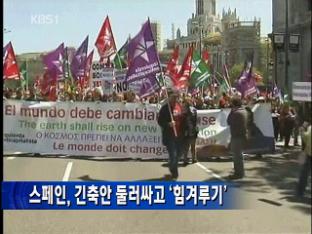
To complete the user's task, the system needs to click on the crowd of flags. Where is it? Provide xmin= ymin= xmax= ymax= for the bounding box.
xmin=3 ymin=15 xmax=282 ymax=101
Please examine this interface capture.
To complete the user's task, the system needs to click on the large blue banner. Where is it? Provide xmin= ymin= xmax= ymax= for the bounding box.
xmin=2 ymin=181 xmax=238 ymax=210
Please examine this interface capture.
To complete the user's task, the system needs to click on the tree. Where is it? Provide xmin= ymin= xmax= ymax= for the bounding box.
xmin=259 ymin=39 xmax=273 ymax=84
xmin=228 ymin=64 xmax=243 ymax=85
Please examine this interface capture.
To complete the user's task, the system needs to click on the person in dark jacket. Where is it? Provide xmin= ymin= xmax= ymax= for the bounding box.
xmin=271 ymin=106 xmax=280 ymax=142
xmin=280 ymin=104 xmax=295 ymax=149
xmin=158 ymin=89 xmax=186 ymax=179
xmin=182 ymin=96 xmax=199 ymax=165
xmin=227 ymin=96 xmax=248 ymax=179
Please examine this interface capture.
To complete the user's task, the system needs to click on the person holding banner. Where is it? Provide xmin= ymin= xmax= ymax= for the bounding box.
xmin=227 ymin=95 xmax=248 ymax=179
xmin=158 ymin=89 xmax=186 ymax=179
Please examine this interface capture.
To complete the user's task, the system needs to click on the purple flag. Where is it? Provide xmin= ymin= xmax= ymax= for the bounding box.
xmin=42 ymin=43 xmax=65 ymax=80
xmin=138 ymin=75 xmax=161 ymax=98
xmin=126 ymin=19 xmax=161 ymax=83
xmin=236 ymin=61 xmax=257 ymax=97
xmin=71 ymin=36 xmax=89 ymax=80
xmin=272 ymin=82 xmax=283 ymax=102
xmin=272 ymin=82 xmax=279 ymax=97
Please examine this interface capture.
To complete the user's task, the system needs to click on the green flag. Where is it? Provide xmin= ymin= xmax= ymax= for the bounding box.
xmin=221 ymin=81 xmax=229 ymax=93
xmin=218 ymin=80 xmax=229 ymax=94
xmin=20 ymin=61 xmax=28 ymax=90
xmin=113 ymin=38 xmax=129 ymax=70
xmin=190 ymin=50 xmax=211 ymax=88
xmin=216 ymin=76 xmax=229 ymax=93
xmin=214 ymin=72 xmax=230 ymax=96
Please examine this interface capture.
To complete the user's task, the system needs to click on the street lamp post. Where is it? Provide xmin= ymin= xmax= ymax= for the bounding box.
xmin=198 ymin=20 xmax=202 ymax=57
xmin=266 ymin=38 xmax=269 ymax=86
xmin=285 ymin=0 xmax=289 ymax=94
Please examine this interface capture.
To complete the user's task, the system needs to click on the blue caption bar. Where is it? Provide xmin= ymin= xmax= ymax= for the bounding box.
xmin=2 ymin=181 xmax=237 ymax=210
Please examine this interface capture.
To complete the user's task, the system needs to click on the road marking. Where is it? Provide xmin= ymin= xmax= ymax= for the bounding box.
xmin=62 ymin=162 xmax=73 ymax=181
xmin=4 ymin=152 xmax=24 ymax=156
xmin=196 ymin=162 xmax=225 ymax=181
xmin=7 ymin=157 xmax=16 ymax=160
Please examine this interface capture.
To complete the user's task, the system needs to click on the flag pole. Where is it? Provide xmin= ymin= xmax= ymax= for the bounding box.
xmin=216 ymin=70 xmax=230 ymax=90
xmin=161 ymin=74 xmax=177 ymax=137
xmin=106 ymin=15 xmax=118 ymax=100
xmin=223 ymin=64 xmax=232 ymax=88
xmin=65 ymin=47 xmax=73 ymax=84
xmin=148 ymin=18 xmax=177 ymax=137
xmin=107 ymin=15 xmax=117 ymax=61
xmin=26 ymin=60 xmax=29 ymax=91
xmin=201 ymin=82 xmax=204 ymax=98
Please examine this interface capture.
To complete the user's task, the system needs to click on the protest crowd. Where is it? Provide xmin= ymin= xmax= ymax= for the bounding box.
xmin=3 ymin=17 xmax=311 ymax=193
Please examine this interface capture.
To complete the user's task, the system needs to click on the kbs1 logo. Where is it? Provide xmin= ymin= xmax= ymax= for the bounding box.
xmin=31 ymin=14 xmax=59 ymax=25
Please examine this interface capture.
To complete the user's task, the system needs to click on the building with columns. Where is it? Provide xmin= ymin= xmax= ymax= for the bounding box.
xmin=150 ymin=21 xmax=162 ymax=52
xmin=187 ymin=0 xmax=222 ymax=38
xmin=163 ymin=0 xmax=221 ymax=60
xmin=162 ymin=0 xmax=261 ymax=73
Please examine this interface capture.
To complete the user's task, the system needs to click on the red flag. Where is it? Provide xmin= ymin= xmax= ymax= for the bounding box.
xmin=3 ymin=42 xmax=20 ymax=80
xmin=47 ymin=85 xmax=57 ymax=101
xmin=33 ymin=75 xmax=40 ymax=92
xmin=95 ymin=16 xmax=117 ymax=62
xmin=202 ymin=50 xmax=210 ymax=65
xmin=34 ymin=75 xmax=40 ymax=88
xmin=175 ymin=47 xmax=193 ymax=89
xmin=41 ymin=70 xmax=57 ymax=96
xmin=165 ymin=46 xmax=180 ymax=84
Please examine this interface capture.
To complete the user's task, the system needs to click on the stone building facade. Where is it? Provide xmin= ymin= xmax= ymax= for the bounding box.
xmin=221 ymin=20 xmax=261 ymax=68
xmin=272 ymin=0 xmax=311 ymax=96
xmin=163 ymin=0 xmax=261 ymax=73
xmin=14 ymin=47 xmax=76 ymax=85
xmin=150 ymin=21 xmax=162 ymax=52
xmin=164 ymin=0 xmax=222 ymax=63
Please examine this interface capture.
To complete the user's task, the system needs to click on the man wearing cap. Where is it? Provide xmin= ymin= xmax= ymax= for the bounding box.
xmin=158 ymin=89 xmax=186 ymax=179
xmin=227 ymin=95 xmax=248 ymax=179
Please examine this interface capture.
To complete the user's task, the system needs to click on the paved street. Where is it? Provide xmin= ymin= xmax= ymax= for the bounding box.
xmin=3 ymin=142 xmax=311 ymax=234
